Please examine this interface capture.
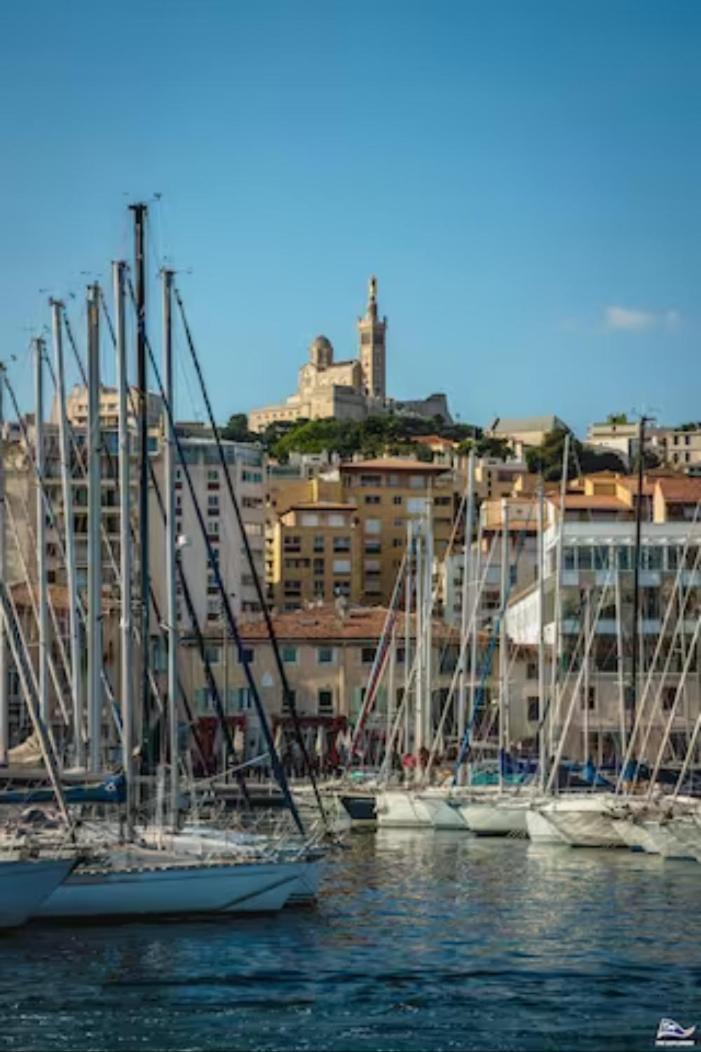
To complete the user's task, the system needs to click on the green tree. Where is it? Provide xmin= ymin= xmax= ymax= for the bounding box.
xmin=221 ymin=412 xmax=253 ymax=442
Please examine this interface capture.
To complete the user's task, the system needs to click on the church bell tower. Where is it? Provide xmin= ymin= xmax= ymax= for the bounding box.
xmin=357 ymin=275 xmax=387 ymax=401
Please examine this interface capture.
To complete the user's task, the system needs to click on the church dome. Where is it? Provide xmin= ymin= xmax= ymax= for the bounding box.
xmin=309 ymin=335 xmax=333 ymax=368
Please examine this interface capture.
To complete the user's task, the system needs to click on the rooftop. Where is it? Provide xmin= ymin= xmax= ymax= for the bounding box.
xmin=340 ymin=457 xmax=449 ymax=474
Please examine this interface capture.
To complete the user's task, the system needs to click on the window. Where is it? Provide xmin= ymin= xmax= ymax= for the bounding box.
xmin=526 ymin=661 xmax=538 ymax=680
xmin=242 ymin=470 xmax=263 ymax=483
xmin=237 ymin=647 xmax=254 ymax=664
xmin=207 ymin=469 xmax=219 ymax=483
xmin=527 ymin=697 xmax=539 ymax=722
xmin=281 ymin=646 xmax=298 ymax=664
xmin=361 ymin=647 xmax=376 ymax=664
xmin=208 ymin=519 xmax=219 ymax=536
xmin=313 ymin=535 xmax=324 ymax=552
xmin=282 ymin=689 xmax=296 ymax=711
xmin=333 ymin=537 xmax=351 ymax=552
xmin=364 ymin=495 xmax=381 ymax=505
xmin=313 ymin=558 xmax=325 ymax=575
xmin=334 ymin=581 xmax=351 ymax=597
xmin=203 ymin=645 xmax=220 ymax=666
xmin=392 ymin=495 xmax=403 ymax=505
xmin=581 ymin=686 xmax=596 ymax=711
xmin=663 ymin=686 xmax=677 ymax=711
xmin=318 ymin=689 xmax=334 ymax=715
xmin=392 ymin=538 xmax=403 ymax=548
xmin=434 ymin=496 xmax=451 ymax=506
xmin=237 ymin=687 xmax=253 ymax=711
xmin=333 ymin=558 xmax=351 ymax=574
xmin=407 ymin=497 xmax=426 ymax=514
xmin=364 ymin=518 xmax=381 ymax=535
xmin=317 ymin=647 xmax=335 ymax=665
xmin=208 ymin=494 xmax=219 ymax=511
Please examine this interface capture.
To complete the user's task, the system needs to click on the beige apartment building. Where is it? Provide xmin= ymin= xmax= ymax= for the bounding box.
xmin=179 ymin=602 xmax=457 ymax=766
xmin=268 ymin=501 xmax=363 ymax=611
xmin=339 ymin=457 xmax=460 ymax=604
xmin=587 ymin=419 xmax=701 ymax=473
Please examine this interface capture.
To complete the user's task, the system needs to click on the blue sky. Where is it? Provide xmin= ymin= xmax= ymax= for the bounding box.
xmin=1 ymin=0 xmax=699 ymax=434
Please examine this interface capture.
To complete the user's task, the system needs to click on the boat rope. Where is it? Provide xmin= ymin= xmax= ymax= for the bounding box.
xmin=128 ymin=279 xmax=306 ymax=836
xmin=173 ymin=284 xmax=329 ymax=832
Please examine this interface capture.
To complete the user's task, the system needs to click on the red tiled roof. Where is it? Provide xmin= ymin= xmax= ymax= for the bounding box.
xmin=200 ymin=604 xmax=454 ymax=643
xmin=656 ymin=477 xmax=701 ymax=502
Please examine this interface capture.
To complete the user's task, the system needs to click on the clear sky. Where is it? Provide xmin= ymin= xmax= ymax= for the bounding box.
xmin=1 ymin=0 xmax=699 ymax=434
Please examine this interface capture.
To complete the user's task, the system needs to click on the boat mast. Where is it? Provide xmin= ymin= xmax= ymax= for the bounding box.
xmin=498 ymin=499 xmax=509 ymax=792
xmin=129 ymin=203 xmax=151 ymax=769
xmin=51 ymin=300 xmax=84 ymax=768
xmin=414 ymin=521 xmax=424 ymax=777
xmin=114 ymin=260 xmax=134 ymax=828
xmin=456 ymin=450 xmax=474 ymax=785
xmin=0 ymin=363 xmax=6 ymax=766
xmin=87 ymin=284 xmax=103 ymax=771
xmin=547 ymin=432 xmax=570 ymax=778
xmin=537 ymin=482 xmax=546 ymax=790
xmin=404 ymin=521 xmax=412 ymax=757
xmin=423 ymin=503 xmax=434 ymax=756
xmin=629 ymin=415 xmax=646 ymax=758
xmin=34 ymin=337 xmax=50 ymax=726
xmin=161 ymin=268 xmax=179 ymax=827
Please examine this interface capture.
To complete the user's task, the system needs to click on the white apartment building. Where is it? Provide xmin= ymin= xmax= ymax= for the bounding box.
xmin=150 ymin=435 xmax=266 ymax=631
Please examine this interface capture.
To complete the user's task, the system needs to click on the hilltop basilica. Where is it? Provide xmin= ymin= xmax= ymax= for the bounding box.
xmin=247 ymin=278 xmax=451 ymax=432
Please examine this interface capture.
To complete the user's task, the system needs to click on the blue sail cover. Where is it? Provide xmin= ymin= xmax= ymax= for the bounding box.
xmin=0 ymin=772 xmax=126 ymax=805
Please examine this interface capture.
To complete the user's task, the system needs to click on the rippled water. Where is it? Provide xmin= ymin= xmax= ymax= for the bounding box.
xmin=2 ymin=832 xmax=701 ymax=1051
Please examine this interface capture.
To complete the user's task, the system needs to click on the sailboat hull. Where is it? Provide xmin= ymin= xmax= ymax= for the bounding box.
xmin=37 ymin=860 xmax=299 ymax=919
xmin=417 ymin=793 xmax=468 ymax=830
xmin=376 ymin=789 xmax=433 ymax=828
xmin=0 ymin=857 xmax=75 ymax=928
xmin=459 ymin=800 xmax=529 ymax=837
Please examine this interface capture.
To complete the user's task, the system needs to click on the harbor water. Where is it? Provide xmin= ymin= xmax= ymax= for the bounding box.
xmin=2 ymin=831 xmax=701 ymax=1052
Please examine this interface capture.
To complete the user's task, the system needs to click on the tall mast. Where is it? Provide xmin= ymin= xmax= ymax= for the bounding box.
xmin=629 ymin=415 xmax=646 ymax=752
xmin=423 ymin=504 xmax=434 ymax=753
xmin=51 ymin=300 xmax=83 ymax=768
xmin=34 ymin=338 xmax=49 ymax=725
xmin=414 ymin=522 xmax=423 ymax=777
xmin=403 ymin=521 xmax=412 ymax=757
xmin=129 ymin=203 xmax=151 ymax=766
xmin=0 ymin=363 xmax=7 ymax=765
xmin=537 ymin=483 xmax=546 ymax=790
xmin=498 ymin=499 xmax=510 ymax=793
xmin=456 ymin=450 xmax=474 ymax=782
xmin=162 ymin=268 xmax=179 ymax=827
xmin=87 ymin=284 xmax=103 ymax=771
xmin=114 ymin=261 xmax=134 ymax=823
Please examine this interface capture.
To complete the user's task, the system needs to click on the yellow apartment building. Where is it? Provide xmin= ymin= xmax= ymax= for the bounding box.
xmin=338 ymin=457 xmax=460 ymax=604
xmin=269 ymin=500 xmax=363 ymax=610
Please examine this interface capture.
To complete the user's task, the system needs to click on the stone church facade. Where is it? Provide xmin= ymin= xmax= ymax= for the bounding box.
xmin=248 ymin=278 xmax=450 ymax=432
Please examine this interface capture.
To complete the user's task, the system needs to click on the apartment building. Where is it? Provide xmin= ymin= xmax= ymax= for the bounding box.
xmin=268 ymin=501 xmax=363 ymax=610
xmin=587 ymin=419 xmax=701 ymax=473
xmin=150 ymin=433 xmax=266 ymax=629
xmin=339 ymin=457 xmax=460 ymax=605
xmin=505 ymin=474 xmax=701 ymax=763
xmin=179 ymin=602 xmax=457 ymax=766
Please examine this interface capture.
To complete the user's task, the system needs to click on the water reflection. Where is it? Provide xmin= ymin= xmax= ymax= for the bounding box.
xmin=1 ymin=832 xmax=700 ymax=1050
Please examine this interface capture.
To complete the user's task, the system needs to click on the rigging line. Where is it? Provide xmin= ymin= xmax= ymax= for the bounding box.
xmin=2 ymin=369 xmax=121 ymax=738
xmin=452 ymin=507 xmax=535 ymax=777
xmin=97 ymin=284 xmax=212 ymax=775
xmin=173 ymin=283 xmax=328 ymax=830
xmin=126 ymin=277 xmax=302 ymax=831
